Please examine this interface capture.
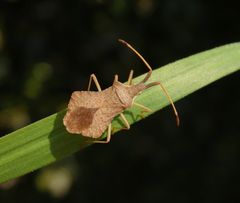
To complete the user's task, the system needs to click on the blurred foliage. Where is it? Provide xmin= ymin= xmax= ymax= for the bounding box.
xmin=0 ymin=0 xmax=239 ymax=203
xmin=35 ymin=158 xmax=78 ymax=199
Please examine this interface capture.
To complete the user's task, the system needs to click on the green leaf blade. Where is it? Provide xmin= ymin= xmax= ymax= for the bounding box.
xmin=0 ymin=42 xmax=240 ymax=183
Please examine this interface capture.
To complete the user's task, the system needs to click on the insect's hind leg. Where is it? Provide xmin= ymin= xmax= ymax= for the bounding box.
xmin=87 ymin=74 xmax=102 ymax=91
xmin=92 ymin=123 xmax=112 ymax=144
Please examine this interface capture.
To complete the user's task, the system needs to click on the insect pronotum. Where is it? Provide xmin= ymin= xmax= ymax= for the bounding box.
xmin=63 ymin=39 xmax=179 ymax=143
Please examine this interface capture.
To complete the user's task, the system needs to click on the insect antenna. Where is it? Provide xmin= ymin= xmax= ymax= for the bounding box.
xmin=118 ymin=39 xmax=180 ymax=126
xmin=118 ymin=39 xmax=152 ymax=83
xmin=146 ymin=82 xmax=180 ymax=126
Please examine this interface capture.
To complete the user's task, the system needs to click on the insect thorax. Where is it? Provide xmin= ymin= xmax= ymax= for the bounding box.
xmin=113 ymin=81 xmax=146 ymax=108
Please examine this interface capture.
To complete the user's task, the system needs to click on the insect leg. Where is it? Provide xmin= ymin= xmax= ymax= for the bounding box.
xmin=146 ymin=82 xmax=180 ymax=126
xmin=120 ymin=113 xmax=130 ymax=130
xmin=132 ymin=102 xmax=152 ymax=120
xmin=92 ymin=123 xmax=112 ymax=144
xmin=114 ymin=74 xmax=118 ymax=82
xmin=87 ymin=74 xmax=102 ymax=91
xmin=127 ymin=70 xmax=134 ymax=85
xmin=133 ymin=102 xmax=152 ymax=112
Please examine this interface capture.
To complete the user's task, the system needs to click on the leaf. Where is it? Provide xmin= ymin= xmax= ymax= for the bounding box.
xmin=0 ymin=43 xmax=240 ymax=183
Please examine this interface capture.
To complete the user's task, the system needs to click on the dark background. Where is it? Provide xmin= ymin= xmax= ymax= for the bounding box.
xmin=0 ymin=0 xmax=239 ymax=203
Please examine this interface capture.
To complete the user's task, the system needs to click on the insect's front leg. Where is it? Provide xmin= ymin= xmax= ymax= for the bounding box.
xmin=127 ymin=70 xmax=134 ymax=85
xmin=131 ymin=102 xmax=152 ymax=120
xmin=133 ymin=102 xmax=152 ymax=112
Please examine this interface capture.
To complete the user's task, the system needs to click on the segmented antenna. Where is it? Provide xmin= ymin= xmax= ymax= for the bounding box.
xmin=118 ymin=39 xmax=180 ymax=126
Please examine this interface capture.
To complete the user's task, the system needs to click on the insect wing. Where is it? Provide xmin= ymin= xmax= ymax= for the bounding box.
xmin=64 ymin=91 xmax=122 ymax=138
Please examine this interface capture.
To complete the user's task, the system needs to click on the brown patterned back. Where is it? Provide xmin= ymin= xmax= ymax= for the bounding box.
xmin=63 ymin=88 xmax=124 ymax=138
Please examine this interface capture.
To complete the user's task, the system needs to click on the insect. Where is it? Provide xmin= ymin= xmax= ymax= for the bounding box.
xmin=63 ymin=39 xmax=179 ymax=143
